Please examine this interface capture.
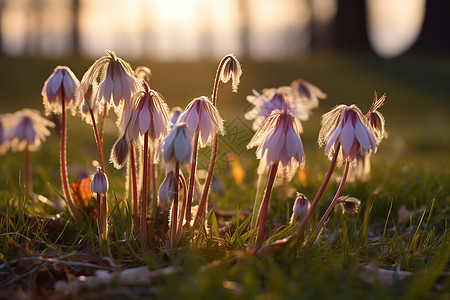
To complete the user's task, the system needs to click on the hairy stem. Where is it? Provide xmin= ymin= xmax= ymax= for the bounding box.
xmin=130 ymin=143 xmax=138 ymax=229
xmin=99 ymin=101 xmax=107 ymax=145
xmin=150 ymin=145 xmax=158 ymax=222
xmin=60 ymin=95 xmax=82 ymax=221
xmin=170 ymin=161 xmax=180 ymax=247
xmin=311 ymin=160 xmax=350 ymax=240
xmin=295 ymin=145 xmax=340 ymax=236
xmin=192 ymin=132 xmax=218 ymax=230
xmin=253 ymin=162 xmax=279 ymax=251
xmin=96 ymin=193 xmax=103 ymax=241
xmin=176 ymin=173 xmax=187 ymax=243
xmin=140 ymin=132 xmax=149 ymax=250
xmin=89 ymin=109 xmax=105 ymax=172
xmin=186 ymin=129 xmax=200 ymax=228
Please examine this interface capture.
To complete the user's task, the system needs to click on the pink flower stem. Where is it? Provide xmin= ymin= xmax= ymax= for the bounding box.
xmin=185 ymin=129 xmax=200 ymax=229
xmin=211 ymin=55 xmax=234 ymax=106
xmin=89 ymin=109 xmax=105 ymax=172
xmin=176 ymin=173 xmax=187 ymax=242
xmin=311 ymin=160 xmax=350 ymax=240
xmin=140 ymin=132 xmax=149 ymax=250
xmin=150 ymin=146 xmax=158 ymax=222
xmin=192 ymin=132 xmax=218 ymax=230
xmin=253 ymin=162 xmax=279 ymax=251
xmin=130 ymin=143 xmax=139 ymax=229
xmin=24 ymin=143 xmax=33 ymax=198
xmin=99 ymin=101 xmax=107 ymax=145
xmin=89 ymin=108 xmax=107 ymax=237
xmin=60 ymin=91 xmax=83 ymax=221
xmin=295 ymin=144 xmax=341 ymax=236
xmin=96 ymin=193 xmax=103 ymax=240
xmin=170 ymin=161 xmax=180 ymax=247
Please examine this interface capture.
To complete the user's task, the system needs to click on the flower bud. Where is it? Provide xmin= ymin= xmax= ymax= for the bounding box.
xmin=158 ymin=171 xmax=177 ymax=209
xmin=290 ymin=193 xmax=310 ymax=224
xmin=219 ymin=54 xmax=242 ymax=92
xmin=162 ymin=123 xmax=192 ymax=165
xmin=110 ymin=135 xmax=130 ymax=169
xmin=337 ymin=196 xmax=361 ymax=214
xmin=135 ymin=66 xmax=152 ymax=83
xmin=90 ymin=168 xmax=109 ymax=195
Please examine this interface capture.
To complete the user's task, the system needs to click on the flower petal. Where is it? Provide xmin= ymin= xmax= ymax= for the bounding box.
xmin=51 ymin=70 xmax=63 ymax=94
xmin=354 ymin=120 xmax=370 ymax=150
xmin=340 ymin=120 xmax=355 ymax=153
xmin=103 ymin=75 xmax=113 ymax=103
xmin=139 ymin=104 xmax=151 ymax=134
xmin=113 ymin=70 xmax=122 ymax=106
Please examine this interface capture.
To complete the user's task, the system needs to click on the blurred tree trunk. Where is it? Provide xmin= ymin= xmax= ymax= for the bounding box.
xmin=71 ymin=0 xmax=80 ymax=55
xmin=333 ymin=0 xmax=371 ymax=52
xmin=25 ymin=0 xmax=43 ymax=55
xmin=238 ymin=0 xmax=250 ymax=58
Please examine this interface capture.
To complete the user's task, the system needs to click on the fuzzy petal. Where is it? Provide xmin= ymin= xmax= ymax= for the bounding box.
xmin=340 ymin=120 xmax=355 ymax=153
xmin=103 ymin=75 xmax=113 ymax=103
xmin=139 ymin=105 xmax=151 ymax=134
xmin=324 ymin=126 xmax=341 ymax=155
xmin=113 ymin=71 xmax=122 ymax=106
xmin=51 ymin=70 xmax=63 ymax=94
xmin=354 ymin=120 xmax=370 ymax=151
xmin=63 ymin=73 xmax=74 ymax=99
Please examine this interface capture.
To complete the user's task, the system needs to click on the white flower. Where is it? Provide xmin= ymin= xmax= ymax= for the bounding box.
xmin=219 ymin=54 xmax=242 ymax=92
xmin=290 ymin=78 xmax=327 ymax=109
xmin=247 ymin=109 xmax=305 ymax=180
xmin=127 ymin=82 xmax=170 ymax=142
xmin=110 ymin=135 xmax=130 ymax=169
xmin=90 ymin=168 xmax=109 ymax=195
xmin=179 ymin=96 xmax=224 ymax=146
xmin=42 ymin=66 xmax=80 ymax=115
xmin=162 ymin=123 xmax=192 ymax=165
xmin=319 ymin=105 xmax=377 ymax=162
xmin=290 ymin=193 xmax=310 ymax=224
xmin=6 ymin=109 xmax=55 ymax=152
xmin=158 ymin=170 xmax=177 ymax=205
xmin=81 ymin=50 xmax=140 ymax=109
xmin=245 ymin=88 xmax=310 ymax=131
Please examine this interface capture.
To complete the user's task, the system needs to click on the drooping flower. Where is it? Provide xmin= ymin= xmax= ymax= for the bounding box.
xmin=135 ymin=66 xmax=152 ymax=83
xmin=127 ymin=82 xmax=170 ymax=142
xmin=90 ymin=168 xmax=109 ymax=196
xmin=218 ymin=54 xmax=242 ymax=93
xmin=247 ymin=109 xmax=305 ymax=181
xmin=290 ymin=78 xmax=327 ymax=109
xmin=78 ymin=81 xmax=101 ymax=125
xmin=169 ymin=107 xmax=183 ymax=126
xmin=318 ymin=104 xmax=377 ymax=162
xmin=81 ymin=50 xmax=140 ymax=109
xmin=245 ymin=88 xmax=310 ymax=131
xmin=336 ymin=196 xmax=361 ymax=214
xmin=290 ymin=193 xmax=310 ymax=225
xmin=110 ymin=135 xmax=130 ymax=169
xmin=162 ymin=123 xmax=192 ymax=165
xmin=179 ymin=96 xmax=224 ymax=146
xmin=158 ymin=170 xmax=177 ymax=206
xmin=42 ymin=66 xmax=80 ymax=115
xmin=7 ymin=109 xmax=55 ymax=152
xmin=366 ymin=92 xmax=387 ymax=144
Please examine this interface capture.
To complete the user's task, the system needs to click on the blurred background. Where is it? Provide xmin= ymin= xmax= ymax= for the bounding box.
xmin=0 ymin=0 xmax=449 ymax=195
xmin=1 ymin=0 xmax=449 ymax=59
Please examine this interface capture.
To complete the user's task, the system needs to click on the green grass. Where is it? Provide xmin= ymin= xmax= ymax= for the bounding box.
xmin=0 ymin=53 xmax=449 ymax=298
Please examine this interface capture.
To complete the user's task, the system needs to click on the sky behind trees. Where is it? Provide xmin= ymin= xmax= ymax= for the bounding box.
xmin=0 ymin=0 xmax=446 ymax=60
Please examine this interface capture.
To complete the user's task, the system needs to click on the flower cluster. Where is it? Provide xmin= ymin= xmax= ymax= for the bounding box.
xmin=2 ymin=48 xmax=389 ymax=254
